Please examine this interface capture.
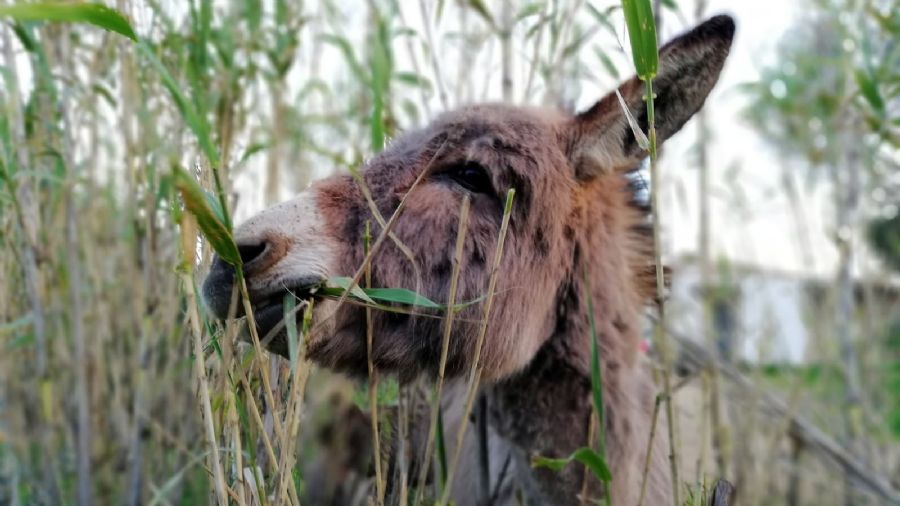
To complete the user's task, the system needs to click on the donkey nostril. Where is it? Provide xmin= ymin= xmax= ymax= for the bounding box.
xmin=238 ymin=242 xmax=267 ymax=265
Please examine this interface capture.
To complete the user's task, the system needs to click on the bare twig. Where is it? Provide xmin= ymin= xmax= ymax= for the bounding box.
xmin=637 ymin=393 xmax=663 ymax=506
xmin=440 ymin=189 xmax=515 ymax=506
xmin=414 ymin=196 xmax=471 ymax=504
xmin=180 ymin=215 xmax=229 ymax=506
xmin=364 ymin=221 xmax=386 ymax=505
xmin=645 ymin=74 xmax=681 ymax=506
xmin=310 ymin=140 xmax=449 ymax=335
xmin=276 ymin=302 xmax=314 ymax=505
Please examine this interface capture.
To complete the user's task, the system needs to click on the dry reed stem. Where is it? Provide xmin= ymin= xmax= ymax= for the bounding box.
xmin=237 ymin=273 xmax=287 ymax=444
xmin=276 ymin=302 xmax=313 ymax=505
xmin=1 ymin=26 xmax=46 ymax=379
xmin=363 ymin=221 xmax=386 ymax=505
xmin=440 ymin=189 xmax=515 ymax=506
xmin=645 ymin=78 xmax=681 ymax=506
xmin=56 ymin=62 xmax=94 ymax=506
xmin=230 ymin=346 xmax=301 ymax=502
xmin=414 ymin=195 xmax=471 ymax=504
xmin=227 ymin=389 xmax=247 ymax=506
xmin=637 ymin=393 xmax=663 ymax=506
xmin=1 ymin=26 xmax=59 ymax=501
xmin=237 ymin=370 xmax=278 ymax=469
xmin=311 ymin=141 xmax=449 ymax=336
xmin=180 ymin=213 xmax=229 ymax=505
xmin=351 ymin=169 xmax=424 ymax=314
xmin=397 ymin=385 xmax=411 ymax=506
xmin=697 ymin=370 xmax=711 ymax=485
xmin=334 ymin=142 xmax=454 ymax=506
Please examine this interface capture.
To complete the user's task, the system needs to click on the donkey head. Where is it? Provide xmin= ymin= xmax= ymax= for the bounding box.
xmin=203 ymin=16 xmax=734 ymax=382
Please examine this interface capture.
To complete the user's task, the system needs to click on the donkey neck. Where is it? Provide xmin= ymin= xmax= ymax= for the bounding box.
xmin=486 ymin=188 xmax=649 ymax=504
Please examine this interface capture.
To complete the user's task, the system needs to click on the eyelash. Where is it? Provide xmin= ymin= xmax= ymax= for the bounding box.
xmin=447 ymin=162 xmax=493 ymax=194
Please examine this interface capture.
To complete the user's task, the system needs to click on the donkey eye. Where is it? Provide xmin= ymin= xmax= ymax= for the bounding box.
xmin=449 ymin=162 xmax=493 ymax=194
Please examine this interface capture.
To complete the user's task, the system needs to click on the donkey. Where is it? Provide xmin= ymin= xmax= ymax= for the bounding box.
xmin=203 ymin=15 xmax=734 ymax=505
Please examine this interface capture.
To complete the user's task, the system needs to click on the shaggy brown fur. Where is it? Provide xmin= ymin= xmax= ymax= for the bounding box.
xmin=203 ymin=15 xmax=734 ymax=505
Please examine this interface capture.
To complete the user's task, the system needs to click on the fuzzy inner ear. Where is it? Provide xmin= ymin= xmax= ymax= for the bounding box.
xmin=569 ymin=15 xmax=735 ymax=179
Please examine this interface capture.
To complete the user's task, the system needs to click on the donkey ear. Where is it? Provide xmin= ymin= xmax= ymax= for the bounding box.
xmin=569 ymin=15 xmax=735 ymax=179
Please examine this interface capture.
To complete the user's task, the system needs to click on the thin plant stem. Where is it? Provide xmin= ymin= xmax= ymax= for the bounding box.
xmin=228 ymin=389 xmax=247 ymax=506
xmin=276 ymin=301 xmax=314 ymax=505
xmin=440 ymin=189 xmax=515 ymax=506
xmin=236 ymin=270 xmax=287 ymax=444
xmin=310 ymin=141 xmax=449 ymax=335
xmin=350 ymin=167 xmax=423 ymax=303
xmin=180 ymin=214 xmax=229 ymax=506
xmin=365 ymin=221 xmax=386 ymax=506
xmin=637 ymin=393 xmax=663 ymax=506
xmin=414 ymin=196 xmax=471 ymax=504
xmin=239 ymin=375 xmax=278 ymax=479
xmin=645 ymin=77 xmax=680 ymax=506
xmin=397 ymin=385 xmax=411 ymax=506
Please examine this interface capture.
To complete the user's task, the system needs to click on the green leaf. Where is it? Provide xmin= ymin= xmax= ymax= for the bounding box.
xmin=585 ymin=282 xmax=605 ymax=439
xmin=516 ymin=2 xmax=544 ymax=21
xmin=532 ymin=447 xmax=612 ymax=482
xmin=139 ymin=41 xmax=220 ymax=168
xmin=436 ymin=406 xmax=448 ymax=489
xmin=327 ymin=277 xmax=377 ymax=305
xmin=0 ymin=2 xmax=137 ymax=41
xmin=594 ymin=46 xmax=620 ymax=79
xmin=854 ymin=69 xmax=885 ymax=118
xmin=586 ymin=3 xmax=620 ymax=38
xmin=202 ymin=189 xmax=227 ymax=225
xmin=620 ymin=0 xmax=658 ymax=79
xmin=660 ymin=0 xmax=678 ymax=10
xmin=394 ymin=71 xmax=432 ymax=89
xmin=320 ymin=34 xmax=369 ymax=84
xmin=239 ymin=142 xmax=270 ymax=164
xmin=0 ymin=314 xmax=32 ymax=338
xmin=364 ymin=287 xmax=441 ymax=309
xmin=2 ymin=314 xmax=34 ymax=350
xmin=173 ymin=166 xmax=240 ymax=266
xmin=351 ymin=377 xmax=400 ymax=409
xmin=466 ymin=0 xmax=495 ymax=28
xmin=90 ymin=81 xmax=117 ymax=106
xmin=320 ymin=280 xmax=479 ymax=311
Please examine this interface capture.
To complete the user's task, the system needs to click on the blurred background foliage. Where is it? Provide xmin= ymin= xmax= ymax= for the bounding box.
xmin=0 ymin=0 xmax=897 ymax=505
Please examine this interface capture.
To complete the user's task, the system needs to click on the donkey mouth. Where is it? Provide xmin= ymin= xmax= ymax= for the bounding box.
xmin=247 ymin=283 xmax=321 ymax=351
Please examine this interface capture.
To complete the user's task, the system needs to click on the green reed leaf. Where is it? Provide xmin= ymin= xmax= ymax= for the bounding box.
xmin=363 ymin=288 xmax=441 ymax=309
xmin=620 ymin=0 xmax=658 ymax=79
xmin=327 ymin=277 xmax=377 ymax=305
xmin=0 ymin=2 xmax=137 ymax=41
xmin=173 ymin=166 xmax=240 ymax=266
xmin=532 ymin=447 xmax=612 ymax=482
xmin=139 ymin=41 xmax=220 ymax=168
